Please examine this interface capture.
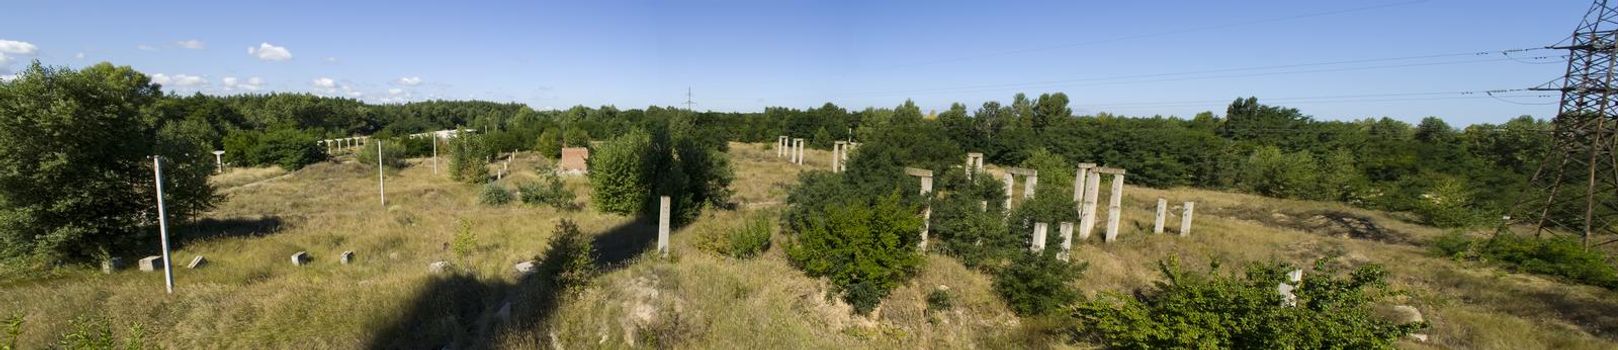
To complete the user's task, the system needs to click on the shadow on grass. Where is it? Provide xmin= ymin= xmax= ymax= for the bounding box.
xmin=364 ymin=217 xmax=660 ymax=350
xmin=172 ymin=216 xmax=285 ymax=249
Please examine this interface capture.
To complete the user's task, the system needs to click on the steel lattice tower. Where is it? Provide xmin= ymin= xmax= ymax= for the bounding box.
xmin=1516 ymin=0 xmax=1618 ymax=245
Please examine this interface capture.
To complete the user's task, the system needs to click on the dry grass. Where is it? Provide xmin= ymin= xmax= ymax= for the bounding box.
xmin=0 ymin=143 xmax=1614 ymax=349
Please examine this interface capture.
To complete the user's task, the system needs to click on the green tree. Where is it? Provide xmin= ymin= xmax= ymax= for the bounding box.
xmin=787 ymin=192 xmax=925 ymax=314
xmin=1240 ymin=145 xmax=1318 ymax=199
xmin=448 ymin=129 xmax=490 ymax=183
xmin=589 ymin=129 xmax=655 ymax=215
xmin=534 ymin=128 xmax=562 ymax=158
xmin=0 ymin=62 xmax=218 ymax=264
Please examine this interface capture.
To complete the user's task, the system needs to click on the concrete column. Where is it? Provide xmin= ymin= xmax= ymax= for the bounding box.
xmin=795 ymin=139 xmax=805 ymax=165
xmin=1002 ymin=173 xmax=1016 ymax=214
xmin=1058 ymin=222 xmax=1074 ymax=261
xmin=1079 ymin=172 xmax=1101 ymax=240
xmin=1024 ymin=173 xmax=1038 ymax=199
xmin=832 ymin=141 xmax=846 ymax=173
xmin=920 ymin=175 xmax=933 ymax=252
xmin=1031 ymin=222 xmax=1048 ymax=253
xmin=778 ymin=136 xmax=787 ymax=157
xmin=1154 ymin=198 xmax=1167 ymax=234
xmin=1180 ymin=202 xmax=1195 ymax=236
xmin=1105 ymin=172 xmax=1125 ymax=243
xmin=658 ymin=196 xmax=671 ymax=258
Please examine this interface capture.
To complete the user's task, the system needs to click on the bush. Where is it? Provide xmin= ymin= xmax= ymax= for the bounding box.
xmin=0 ymin=63 xmax=218 ymax=265
xmin=994 ymin=251 xmax=1086 ymax=316
xmin=696 ymin=211 xmax=773 ymax=259
xmin=356 ymin=138 xmax=410 ymax=170
xmin=1434 ymin=233 xmax=1618 ymax=288
xmin=534 ymin=128 xmax=562 ymax=158
xmin=538 ymin=219 xmax=596 ymax=291
xmin=479 ymin=184 xmax=512 ymax=206
xmin=448 ymin=129 xmax=490 ymax=184
xmin=926 ymin=289 xmax=955 ymax=312
xmin=1071 ymin=260 xmax=1423 ymax=350
xmin=590 ymin=129 xmax=656 ymax=215
xmin=786 ymin=192 xmax=925 ymax=314
xmin=519 ymin=169 xmax=576 ymax=209
xmin=223 ymin=126 xmax=327 ymax=171
xmin=452 ymin=219 xmax=477 ymax=258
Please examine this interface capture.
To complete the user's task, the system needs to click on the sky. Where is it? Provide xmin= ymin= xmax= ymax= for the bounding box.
xmin=0 ymin=0 xmax=1593 ymax=125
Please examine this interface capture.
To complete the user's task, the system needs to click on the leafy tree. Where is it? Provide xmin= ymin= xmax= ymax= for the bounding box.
xmin=994 ymin=250 xmax=1085 ymax=316
xmin=786 ymin=192 xmax=925 ymax=314
xmin=534 ymin=128 xmax=561 ymax=158
xmin=448 ymin=129 xmax=490 ymax=183
xmin=0 ymin=62 xmax=218 ymax=265
xmin=589 ymin=129 xmax=655 ymax=215
xmin=1240 ymin=145 xmax=1318 ymax=199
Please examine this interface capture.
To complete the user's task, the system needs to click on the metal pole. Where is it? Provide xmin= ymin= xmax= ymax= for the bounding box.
xmin=152 ymin=156 xmax=175 ymax=294
xmin=377 ymin=141 xmax=386 ymax=208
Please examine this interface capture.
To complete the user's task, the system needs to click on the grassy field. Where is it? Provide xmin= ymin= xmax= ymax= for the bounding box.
xmin=2 ymin=142 xmax=1616 ymax=349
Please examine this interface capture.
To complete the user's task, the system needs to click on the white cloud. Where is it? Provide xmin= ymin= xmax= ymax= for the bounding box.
xmin=0 ymin=74 xmax=15 ymax=82
xmin=176 ymin=39 xmax=205 ymax=49
xmin=74 ymin=52 xmax=84 ymax=59
xmin=247 ymin=42 xmax=292 ymax=61
xmin=137 ymin=44 xmax=158 ymax=52
xmin=0 ymin=40 xmax=38 ymax=55
xmin=311 ymin=77 xmax=336 ymax=88
xmin=0 ymin=53 xmax=9 ymax=66
xmin=222 ymin=76 xmax=264 ymax=91
xmin=388 ymin=88 xmax=404 ymax=95
xmin=151 ymin=73 xmax=206 ymax=87
xmin=397 ymin=76 xmax=422 ymax=86
xmin=324 ymin=57 xmax=338 ymax=63
xmin=346 ymin=90 xmax=363 ymax=97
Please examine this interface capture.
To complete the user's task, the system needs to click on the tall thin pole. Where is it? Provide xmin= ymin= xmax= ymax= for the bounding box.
xmin=152 ymin=156 xmax=174 ymax=294
xmin=432 ymin=136 xmax=439 ymax=175
xmin=377 ymin=141 xmax=386 ymax=208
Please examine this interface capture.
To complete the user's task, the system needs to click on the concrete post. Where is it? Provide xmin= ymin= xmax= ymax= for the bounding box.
xmin=1024 ymin=173 xmax=1038 ymax=199
xmin=1079 ymin=172 xmax=1101 ymax=240
xmin=832 ymin=141 xmax=846 ymax=173
xmin=1002 ymin=172 xmax=1015 ymax=215
xmin=778 ymin=136 xmax=787 ymax=158
xmin=659 ymin=196 xmax=671 ymax=258
xmin=1058 ymin=222 xmax=1074 ymax=261
xmin=1031 ymin=222 xmax=1048 ymax=253
xmin=1180 ymin=202 xmax=1195 ymax=236
xmin=794 ymin=139 xmax=805 ymax=165
xmin=920 ymin=175 xmax=933 ymax=252
xmin=1105 ymin=171 xmax=1125 ymax=243
xmin=1073 ymin=164 xmax=1095 ymax=202
xmin=1154 ymin=198 xmax=1167 ymax=234
xmin=212 ymin=150 xmax=225 ymax=173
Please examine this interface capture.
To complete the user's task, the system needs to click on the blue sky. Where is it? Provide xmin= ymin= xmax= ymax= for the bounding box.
xmin=0 ymin=0 xmax=1590 ymax=124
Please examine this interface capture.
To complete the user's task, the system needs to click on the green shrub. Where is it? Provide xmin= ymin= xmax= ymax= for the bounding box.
xmin=994 ymin=251 xmax=1086 ymax=316
xmin=534 ymin=128 xmax=562 ymax=158
xmin=479 ymin=184 xmax=512 ymax=206
xmin=53 ymin=314 xmax=146 ymax=350
xmin=518 ymin=170 xmax=576 ymax=209
xmin=1071 ymin=260 xmax=1423 ymax=350
xmin=538 ymin=219 xmax=596 ymax=291
xmin=786 ymin=192 xmax=924 ymax=314
xmin=696 ymin=212 xmax=773 ymax=259
xmin=926 ymin=289 xmax=955 ymax=312
xmin=452 ymin=219 xmax=477 ymax=258
xmin=1437 ymin=233 xmax=1618 ymax=288
xmin=2 ymin=312 xmax=21 ymax=350
xmin=223 ymin=126 xmax=327 ymax=171
xmin=356 ymin=138 xmax=410 ymax=170
xmin=448 ymin=129 xmax=490 ymax=184
xmin=590 ymin=129 xmax=656 ymax=215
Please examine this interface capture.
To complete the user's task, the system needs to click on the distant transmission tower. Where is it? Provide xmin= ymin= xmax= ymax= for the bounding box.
xmin=1514 ymin=0 xmax=1618 ymax=246
xmin=685 ymin=87 xmax=695 ymax=112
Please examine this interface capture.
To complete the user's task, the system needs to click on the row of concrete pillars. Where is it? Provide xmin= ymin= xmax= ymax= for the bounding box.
xmin=318 ymin=136 xmax=372 ymax=153
xmin=776 ymin=136 xmax=858 ymax=170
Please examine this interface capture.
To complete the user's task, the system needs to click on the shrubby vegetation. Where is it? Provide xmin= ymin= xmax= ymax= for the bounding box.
xmin=518 ymin=169 xmax=576 ymax=210
xmin=695 ymin=211 xmax=774 ymax=259
xmin=0 ymin=63 xmax=219 ymax=266
xmin=448 ymin=129 xmax=491 ymax=184
xmin=994 ymin=251 xmax=1086 ymax=317
xmin=1433 ymin=233 xmax=1618 ymax=288
xmin=479 ymin=184 xmax=512 ymax=206
xmin=786 ymin=192 xmax=924 ymax=314
xmin=1072 ymin=260 xmax=1423 ymax=349
xmin=356 ymin=137 xmax=410 ymax=170
xmin=588 ymin=112 xmax=733 ymax=225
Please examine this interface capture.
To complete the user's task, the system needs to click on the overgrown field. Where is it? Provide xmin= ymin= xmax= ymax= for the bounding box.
xmin=1 ymin=143 xmax=1614 ymax=349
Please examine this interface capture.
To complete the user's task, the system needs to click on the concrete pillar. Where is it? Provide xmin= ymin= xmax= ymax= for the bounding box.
xmin=920 ymin=175 xmax=933 ymax=252
xmin=778 ymin=136 xmax=787 ymax=157
xmin=1031 ymin=222 xmax=1048 ymax=253
xmin=212 ymin=150 xmax=225 ymax=173
xmin=1002 ymin=172 xmax=1016 ymax=214
xmin=659 ymin=196 xmax=671 ymax=258
xmin=1154 ymin=198 xmax=1167 ymax=234
xmin=1105 ymin=172 xmax=1125 ymax=243
xmin=1023 ymin=173 xmax=1038 ymax=199
xmin=794 ymin=139 xmax=805 ymax=165
xmin=1079 ymin=172 xmax=1101 ymax=240
xmin=833 ymin=141 xmax=846 ymax=173
xmin=1058 ymin=222 xmax=1074 ymax=261
xmin=1180 ymin=202 xmax=1195 ymax=236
